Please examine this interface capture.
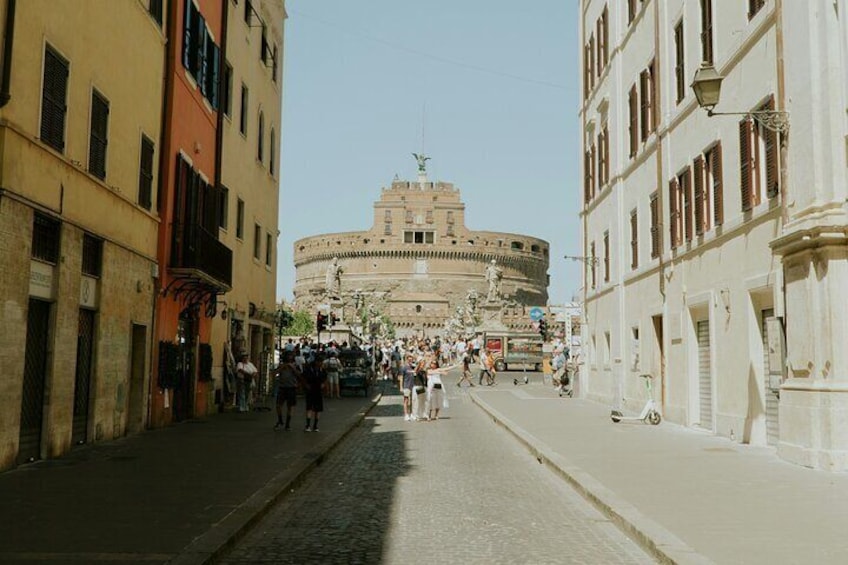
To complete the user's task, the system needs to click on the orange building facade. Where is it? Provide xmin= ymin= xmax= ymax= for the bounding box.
xmin=151 ymin=0 xmax=232 ymax=426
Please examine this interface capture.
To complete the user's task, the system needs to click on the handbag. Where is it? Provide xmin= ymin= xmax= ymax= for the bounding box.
xmin=414 ymin=386 xmax=426 ymax=394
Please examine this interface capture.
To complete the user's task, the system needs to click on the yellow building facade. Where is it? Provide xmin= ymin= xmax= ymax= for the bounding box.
xmin=210 ymin=0 xmax=285 ymax=401
xmin=0 ymin=0 xmax=166 ymax=469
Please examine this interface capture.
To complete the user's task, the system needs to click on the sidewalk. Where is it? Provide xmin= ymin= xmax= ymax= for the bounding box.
xmin=0 ymin=391 xmax=380 ymax=565
xmin=471 ymin=383 xmax=848 ymax=565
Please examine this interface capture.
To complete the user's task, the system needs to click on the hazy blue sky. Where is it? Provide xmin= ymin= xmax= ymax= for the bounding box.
xmin=278 ymin=0 xmax=580 ymax=304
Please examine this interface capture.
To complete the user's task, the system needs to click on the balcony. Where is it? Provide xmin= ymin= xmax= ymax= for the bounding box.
xmin=170 ymin=222 xmax=233 ymax=290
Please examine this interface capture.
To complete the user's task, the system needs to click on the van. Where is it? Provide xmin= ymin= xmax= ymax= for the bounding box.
xmin=483 ymin=333 xmax=544 ymax=372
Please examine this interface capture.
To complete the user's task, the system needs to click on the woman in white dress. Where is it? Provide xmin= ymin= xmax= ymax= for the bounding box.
xmin=426 ymin=359 xmax=454 ymax=421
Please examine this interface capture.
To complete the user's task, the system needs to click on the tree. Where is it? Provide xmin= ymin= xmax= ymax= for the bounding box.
xmin=284 ymin=309 xmax=315 ymax=336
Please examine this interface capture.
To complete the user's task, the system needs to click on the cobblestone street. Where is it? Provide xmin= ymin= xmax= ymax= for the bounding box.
xmin=220 ymin=377 xmax=655 ymax=565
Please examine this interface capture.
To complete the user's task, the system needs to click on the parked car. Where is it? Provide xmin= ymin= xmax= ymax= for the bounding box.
xmin=338 ymin=349 xmax=374 ymax=396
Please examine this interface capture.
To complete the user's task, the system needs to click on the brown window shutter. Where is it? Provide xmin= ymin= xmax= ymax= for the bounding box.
xmin=602 ymin=7 xmax=609 ymax=65
xmin=675 ymin=22 xmax=685 ymax=103
xmin=669 ymin=178 xmax=680 ymax=249
xmin=740 ymin=119 xmax=753 ymax=212
xmin=683 ymin=168 xmax=693 ymax=242
xmin=701 ymin=0 xmax=714 ymax=64
xmin=584 ymin=44 xmax=590 ymax=99
xmin=629 ymin=85 xmax=638 ymax=158
xmin=649 ymin=59 xmax=657 ymax=132
xmin=640 ymin=69 xmax=649 ymax=141
xmin=604 ymin=231 xmax=610 ymax=282
xmin=584 ymin=150 xmax=591 ymax=204
xmin=629 ymin=0 xmax=637 ymax=23
xmin=603 ymin=126 xmax=610 ymax=185
xmin=694 ymin=155 xmax=705 ymax=235
xmin=597 ymin=131 xmax=604 ymax=186
xmin=590 ymin=143 xmax=597 ymax=197
xmin=713 ymin=142 xmax=724 ymax=225
xmin=650 ymin=193 xmax=660 ymax=258
xmin=589 ymin=35 xmax=595 ymax=88
xmin=764 ymin=98 xmax=779 ymax=198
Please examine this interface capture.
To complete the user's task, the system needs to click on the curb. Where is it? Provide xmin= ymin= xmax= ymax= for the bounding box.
xmin=469 ymin=392 xmax=713 ymax=565
xmin=169 ymin=392 xmax=383 ymax=565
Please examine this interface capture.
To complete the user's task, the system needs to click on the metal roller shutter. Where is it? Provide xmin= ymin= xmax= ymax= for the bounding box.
xmin=697 ymin=320 xmax=712 ymax=430
xmin=762 ymin=309 xmax=779 ymax=446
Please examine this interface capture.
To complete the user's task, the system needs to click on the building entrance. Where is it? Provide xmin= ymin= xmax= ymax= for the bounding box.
xmin=19 ymin=299 xmax=51 ymax=464
xmin=72 ymin=309 xmax=96 ymax=445
xmin=173 ymin=311 xmax=197 ymax=422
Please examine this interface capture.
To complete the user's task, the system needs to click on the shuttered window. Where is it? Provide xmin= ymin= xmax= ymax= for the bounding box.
xmin=597 ymin=128 xmax=607 ymax=187
xmin=629 ymin=85 xmax=638 ymax=158
xmin=223 ymin=62 xmax=233 ymax=117
xmin=603 ymin=231 xmax=610 ymax=282
xmin=257 ymin=111 xmax=264 ymax=163
xmin=740 ymin=118 xmax=754 ymax=212
xmin=584 ymin=150 xmax=591 ymax=205
xmin=700 ymin=0 xmax=714 ymax=64
xmin=240 ymin=84 xmax=248 ymax=134
xmin=763 ymin=98 xmax=780 ymax=198
xmin=669 ymin=178 xmax=681 ymax=249
xmin=674 ymin=21 xmax=685 ymax=104
xmin=649 ymin=59 xmax=657 ymax=132
xmin=630 ymin=209 xmax=639 ymax=270
xmin=40 ymin=46 xmax=69 ymax=153
xmin=82 ymin=234 xmax=103 ymax=277
xmin=588 ymin=34 xmax=595 ymax=90
xmin=138 ymin=135 xmax=155 ymax=210
xmin=88 ymin=91 xmax=109 ymax=180
xmin=265 ymin=232 xmax=273 ymax=266
xmin=694 ymin=155 xmax=705 ymax=235
xmin=711 ymin=142 xmax=724 ymax=226
xmin=749 ymin=0 xmax=766 ymax=19
xmin=236 ymin=198 xmax=245 ymax=239
xmin=590 ymin=241 xmax=597 ymax=289
xmin=640 ymin=69 xmax=650 ymax=141
xmin=600 ymin=7 xmax=609 ymax=70
xmin=602 ymin=125 xmax=610 ymax=185
xmin=680 ymin=167 xmax=693 ymax=242
xmin=650 ymin=192 xmax=660 ymax=259
xmin=590 ymin=143 xmax=597 ymax=197
xmin=218 ymin=185 xmax=229 ymax=230
xmin=583 ymin=43 xmax=590 ymax=100
xmin=148 ymin=0 xmax=163 ymax=26
xmin=183 ymin=0 xmax=219 ymax=109
xmin=269 ymin=128 xmax=276 ymax=176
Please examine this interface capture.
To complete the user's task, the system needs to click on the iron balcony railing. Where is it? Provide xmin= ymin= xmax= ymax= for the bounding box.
xmin=170 ymin=222 xmax=233 ymax=289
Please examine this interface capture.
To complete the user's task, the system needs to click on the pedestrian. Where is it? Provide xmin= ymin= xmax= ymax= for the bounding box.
xmin=273 ymin=352 xmax=300 ymax=430
xmin=322 ymin=350 xmax=342 ymax=399
xmin=426 ymin=359 xmax=451 ymax=421
xmin=303 ymin=357 xmax=326 ymax=432
xmin=401 ymin=355 xmax=416 ymax=421
xmin=236 ymin=353 xmax=257 ymax=412
xmin=412 ymin=355 xmax=429 ymax=421
xmin=456 ymin=352 xmax=475 ymax=387
xmin=478 ymin=348 xmax=495 ymax=386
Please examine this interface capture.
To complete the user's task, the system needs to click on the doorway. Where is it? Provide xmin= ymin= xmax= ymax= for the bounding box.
xmin=173 ymin=311 xmax=196 ymax=422
xmin=127 ymin=324 xmax=147 ymax=434
xmin=72 ymin=308 xmax=96 ymax=445
xmin=18 ymin=299 xmax=52 ymax=464
xmin=652 ymin=315 xmax=665 ymax=410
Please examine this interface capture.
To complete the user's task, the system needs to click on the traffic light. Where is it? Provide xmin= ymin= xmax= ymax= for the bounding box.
xmin=538 ymin=317 xmax=548 ymax=341
xmin=316 ymin=313 xmax=327 ymax=332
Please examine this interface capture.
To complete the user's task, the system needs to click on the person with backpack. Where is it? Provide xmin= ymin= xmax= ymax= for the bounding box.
xmin=322 ymin=351 xmax=342 ymax=399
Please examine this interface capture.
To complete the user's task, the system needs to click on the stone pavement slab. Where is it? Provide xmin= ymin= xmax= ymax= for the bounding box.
xmin=0 ymin=392 xmax=379 ymax=565
xmin=470 ymin=382 xmax=848 ymax=565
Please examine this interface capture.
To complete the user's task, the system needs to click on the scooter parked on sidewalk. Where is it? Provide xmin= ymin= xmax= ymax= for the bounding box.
xmin=610 ymin=374 xmax=661 ymax=425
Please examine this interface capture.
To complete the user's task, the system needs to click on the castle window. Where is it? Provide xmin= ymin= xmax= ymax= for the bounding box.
xmin=404 ymin=231 xmax=434 ymax=244
xmin=416 ymin=305 xmax=422 ymax=313
xmin=511 ymin=241 xmax=524 ymax=250
xmin=531 ymin=244 xmax=541 ymax=253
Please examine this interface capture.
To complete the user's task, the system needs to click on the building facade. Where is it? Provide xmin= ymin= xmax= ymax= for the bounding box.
xmin=210 ymin=0 xmax=285 ymax=402
xmin=0 ymin=0 xmax=165 ymax=469
xmin=580 ymin=0 xmax=848 ymax=470
xmin=293 ymin=167 xmax=550 ymax=338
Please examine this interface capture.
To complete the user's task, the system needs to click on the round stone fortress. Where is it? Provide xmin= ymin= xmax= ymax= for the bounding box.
xmin=293 ymin=167 xmax=550 ymax=338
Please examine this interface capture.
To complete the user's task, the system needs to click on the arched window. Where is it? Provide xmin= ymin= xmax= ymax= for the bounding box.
xmin=416 ymin=305 xmax=422 ymax=313
xmin=257 ymin=111 xmax=264 ymax=163
xmin=269 ymin=127 xmax=275 ymax=175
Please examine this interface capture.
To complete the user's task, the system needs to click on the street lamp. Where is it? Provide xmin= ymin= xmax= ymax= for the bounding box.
xmin=563 ymin=255 xmax=600 ymax=266
xmin=691 ymin=62 xmax=789 ymax=133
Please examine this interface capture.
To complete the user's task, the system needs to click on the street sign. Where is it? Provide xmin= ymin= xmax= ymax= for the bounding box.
xmin=529 ymin=307 xmax=544 ymax=321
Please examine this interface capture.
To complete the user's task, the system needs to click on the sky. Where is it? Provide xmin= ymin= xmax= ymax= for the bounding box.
xmin=277 ymin=0 xmax=581 ymax=305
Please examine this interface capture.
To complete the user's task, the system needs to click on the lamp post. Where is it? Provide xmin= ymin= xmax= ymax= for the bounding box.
xmin=691 ymin=62 xmax=790 ymax=133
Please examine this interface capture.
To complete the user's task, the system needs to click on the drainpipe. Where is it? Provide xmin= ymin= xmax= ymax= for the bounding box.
xmin=0 ymin=0 xmax=17 ymax=108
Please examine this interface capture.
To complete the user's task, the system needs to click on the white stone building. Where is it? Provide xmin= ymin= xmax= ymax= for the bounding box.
xmin=579 ymin=0 xmax=848 ymax=470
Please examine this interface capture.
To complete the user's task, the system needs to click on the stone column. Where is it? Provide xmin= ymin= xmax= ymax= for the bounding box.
xmin=770 ymin=0 xmax=848 ymax=470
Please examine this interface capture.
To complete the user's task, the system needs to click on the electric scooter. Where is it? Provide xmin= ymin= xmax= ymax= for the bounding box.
xmin=610 ymin=373 xmax=661 ymax=425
